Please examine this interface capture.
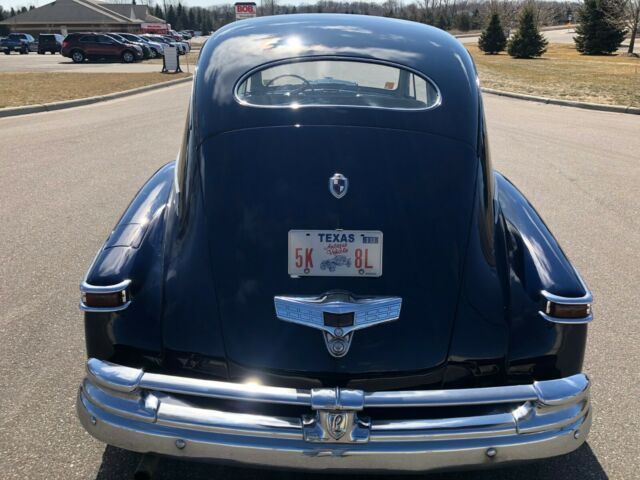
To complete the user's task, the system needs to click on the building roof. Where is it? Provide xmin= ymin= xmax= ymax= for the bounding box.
xmin=102 ymin=4 xmax=165 ymax=23
xmin=0 ymin=0 xmax=165 ymax=26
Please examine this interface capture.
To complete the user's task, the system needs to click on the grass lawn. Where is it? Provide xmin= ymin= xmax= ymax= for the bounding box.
xmin=0 ymin=72 xmax=191 ymax=109
xmin=467 ymin=43 xmax=640 ymax=107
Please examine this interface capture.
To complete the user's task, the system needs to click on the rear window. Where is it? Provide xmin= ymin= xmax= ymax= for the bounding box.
xmin=235 ymin=59 xmax=440 ymax=110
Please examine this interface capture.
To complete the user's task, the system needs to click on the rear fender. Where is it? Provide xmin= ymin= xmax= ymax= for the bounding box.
xmin=495 ymin=172 xmax=591 ymax=382
xmin=82 ymin=162 xmax=175 ymax=367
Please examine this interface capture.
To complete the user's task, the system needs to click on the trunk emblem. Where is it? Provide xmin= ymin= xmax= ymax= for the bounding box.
xmin=274 ymin=292 xmax=402 ymax=358
xmin=329 ymin=173 xmax=349 ymax=199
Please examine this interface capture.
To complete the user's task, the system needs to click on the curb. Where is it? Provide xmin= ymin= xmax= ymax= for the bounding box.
xmin=481 ymin=88 xmax=640 ymax=115
xmin=0 ymin=75 xmax=193 ymax=119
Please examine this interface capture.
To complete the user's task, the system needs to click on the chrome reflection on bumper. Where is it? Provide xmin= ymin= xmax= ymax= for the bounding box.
xmin=78 ymin=358 xmax=591 ymax=472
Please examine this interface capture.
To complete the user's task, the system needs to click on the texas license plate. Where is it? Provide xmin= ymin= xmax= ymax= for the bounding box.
xmin=288 ymin=230 xmax=383 ymax=277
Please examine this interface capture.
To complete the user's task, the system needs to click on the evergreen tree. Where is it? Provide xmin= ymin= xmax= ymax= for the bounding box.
xmin=166 ymin=5 xmax=177 ymax=29
xmin=507 ymin=6 xmax=548 ymax=58
xmin=574 ymin=0 xmax=626 ymax=54
xmin=478 ymin=12 xmax=507 ymax=54
xmin=435 ymin=14 xmax=450 ymax=30
xmin=455 ymin=13 xmax=472 ymax=32
xmin=0 ymin=7 xmax=8 ymax=36
xmin=201 ymin=13 xmax=212 ymax=35
xmin=153 ymin=4 xmax=163 ymax=19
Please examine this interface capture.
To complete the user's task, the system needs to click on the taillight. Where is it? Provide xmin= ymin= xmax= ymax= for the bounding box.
xmin=62 ymin=40 xmax=69 ymax=48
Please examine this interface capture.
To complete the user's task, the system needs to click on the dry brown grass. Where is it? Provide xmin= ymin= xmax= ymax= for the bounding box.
xmin=0 ymin=72 xmax=191 ymax=108
xmin=467 ymin=43 xmax=640 ymax=107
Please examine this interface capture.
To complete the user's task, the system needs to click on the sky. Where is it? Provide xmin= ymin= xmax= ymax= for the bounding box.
xmin=1 ymin=0 xmax=331 ymax=10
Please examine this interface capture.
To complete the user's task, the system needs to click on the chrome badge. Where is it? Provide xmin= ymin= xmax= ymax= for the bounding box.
xmin=274 ymin=291 xmax=402 ymax=358
xmin=329 ymin=173 xmax=348 ymax=199
xmin=327 ymin=412 xmax=347 ymax=440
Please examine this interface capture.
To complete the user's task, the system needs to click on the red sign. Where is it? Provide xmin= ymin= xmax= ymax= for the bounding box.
xmin=141 ymin=23 xmax=169 ymax=34
xmin=235 ymin=2 xmax=256 ymax=20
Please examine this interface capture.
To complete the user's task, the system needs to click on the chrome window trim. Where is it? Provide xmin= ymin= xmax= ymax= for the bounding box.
xmin=233 ymin=55 xmax=443 ymax=112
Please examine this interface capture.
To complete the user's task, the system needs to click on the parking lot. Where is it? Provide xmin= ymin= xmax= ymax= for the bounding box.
xmin=0 ymin=81 xmax=638 ymax=479
xmin=0 ymin=51 xmax=163 ymax=73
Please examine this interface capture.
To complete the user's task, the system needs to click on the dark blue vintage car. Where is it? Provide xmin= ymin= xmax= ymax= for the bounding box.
xmin=77 ymin=14 xmax=593 ymax=474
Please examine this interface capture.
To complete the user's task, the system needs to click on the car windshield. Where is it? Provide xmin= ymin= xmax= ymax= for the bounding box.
xmin=236 ymin=60 xmax=440 ymax=110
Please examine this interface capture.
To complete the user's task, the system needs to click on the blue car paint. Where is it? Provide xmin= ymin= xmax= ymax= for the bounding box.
xmin=82 ymin=14 xmax=589 ymax=389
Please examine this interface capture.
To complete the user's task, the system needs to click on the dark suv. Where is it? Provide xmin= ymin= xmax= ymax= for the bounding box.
xmin=38 ymin=34 xmax=64 ymax=54
xmin=61 ymin=33 xmax=143 ymax=63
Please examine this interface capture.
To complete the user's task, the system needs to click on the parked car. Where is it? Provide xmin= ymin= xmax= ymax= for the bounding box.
xmin=117 ymin=33 xmax=163 ymax=58
xmin=76 ymin=14 xmax=593 ymax=475
xmin=37 ymin=34 xmax=64 ymax=54
xmin=106 ymin=32 xmax=151 ymax=59
xmin=1 ymin=33 xmax=36 ymax=54
xmin=167 ymin=29 xmax=184 ymax=41
xmin=162 ymin=34 xmax=190 ymax=54
xmin=144 ymin=34 xmax=187 ymax=55
xmin=61 ymin=33 xmax=143 ymax=63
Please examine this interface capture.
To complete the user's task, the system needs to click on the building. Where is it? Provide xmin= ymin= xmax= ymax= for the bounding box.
xmin=0 ymin=0 xmax=167 ymax=36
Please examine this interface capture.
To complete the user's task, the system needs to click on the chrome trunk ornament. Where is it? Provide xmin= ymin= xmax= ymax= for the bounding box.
xmin=274 ymin=291 xmax=402 ymax=358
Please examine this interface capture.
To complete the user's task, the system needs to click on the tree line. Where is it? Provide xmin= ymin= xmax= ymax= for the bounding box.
xmin=478 ymin=0 xmax=638 ymax=57
xmin=248 ymin=0 xmax=577 ymax=32
xmin=1 ymin=0 xmax=637 ymax=56
xmin=1 ymin=1 xmax=579 ymax=36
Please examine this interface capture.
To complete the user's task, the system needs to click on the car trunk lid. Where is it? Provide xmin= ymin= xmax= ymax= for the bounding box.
xmin=198 ymin=126 xmax=478 ymax=383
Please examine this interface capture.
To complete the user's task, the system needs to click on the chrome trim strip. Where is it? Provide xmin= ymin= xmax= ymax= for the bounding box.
xmin=85 ymin=359 xmax=588 ymax=409
xmin=140 ymin=373 xmax=312 ymax=406
xmin=538 ymin=265 xmax=593 ymax=324
xmin=79 ymin=279 xmax=131 ymax=312
xmin=541 ymin=290 xmax=593 ymax=306
xmin=539 ymin=310 xmax=593 ymax=324
xmin=80 ymin=279 xmax=132 ymax=294
xmin=364 ymin=384 xmax=537 ymax=407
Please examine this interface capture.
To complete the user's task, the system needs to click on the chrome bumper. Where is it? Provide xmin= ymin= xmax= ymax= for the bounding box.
xmin=78 ymin=358 xmax=591 ymax=472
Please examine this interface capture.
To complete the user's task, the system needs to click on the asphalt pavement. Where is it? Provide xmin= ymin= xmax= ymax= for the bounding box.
xmin=0 ymin=82 xmax=638 ymax=479
xmin=0 ymin=52 xmax=163 ymax=73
